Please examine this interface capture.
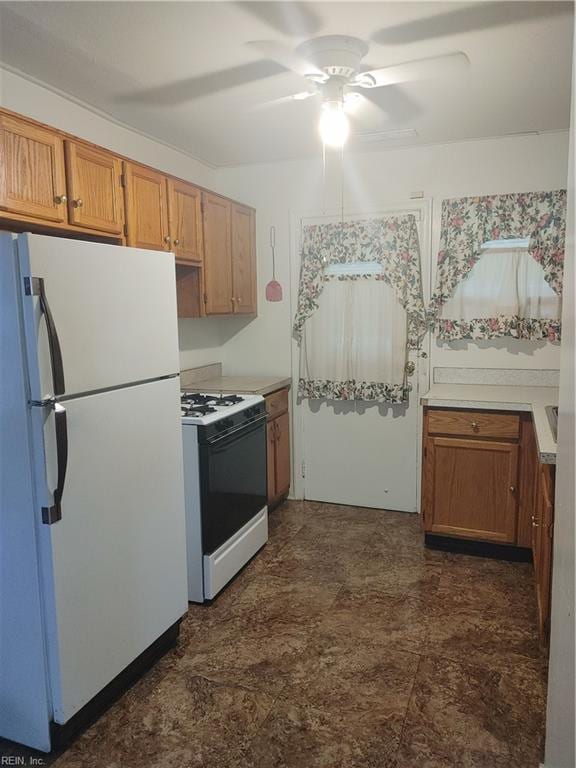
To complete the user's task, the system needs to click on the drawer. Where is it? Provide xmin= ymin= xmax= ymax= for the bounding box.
xmin=427 ymin=409 xmax=520 ymax=439
xmin=265 ymin=388 xmax=289 ymax=420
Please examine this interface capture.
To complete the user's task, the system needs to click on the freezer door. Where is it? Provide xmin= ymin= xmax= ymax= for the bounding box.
xmin=17 ymin=233 xmax=180 ymax=399
xmin=36 ymin=377 xmax=188 ymax=724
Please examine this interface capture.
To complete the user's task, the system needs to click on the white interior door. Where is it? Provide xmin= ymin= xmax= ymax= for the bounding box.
xmin=18 ymin=233 xmax=180 ymax=400
xmin=295 ymin=203 xmax=431 ymax=513
xmin=36 ymin=377 xmax=188 ymax=724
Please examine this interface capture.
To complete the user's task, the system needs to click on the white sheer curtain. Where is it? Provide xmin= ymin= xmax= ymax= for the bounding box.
xmin=437 ymin=246 xmax=562 ymax=341
xmin=298 ymin=275 xmax=409 ymax=402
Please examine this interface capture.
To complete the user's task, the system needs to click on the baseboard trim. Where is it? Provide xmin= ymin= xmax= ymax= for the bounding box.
xmin=425 ymin=534 xmax=533 ymax=562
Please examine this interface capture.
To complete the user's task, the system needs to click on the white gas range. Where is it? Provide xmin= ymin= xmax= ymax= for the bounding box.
xmin=180 ymin=391 xmax=269 ymax=602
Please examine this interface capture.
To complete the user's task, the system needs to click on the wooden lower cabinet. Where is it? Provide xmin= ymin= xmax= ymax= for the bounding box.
xmin=422 ymin=408 xmax=533 ymax=546
xmin=423 ymin=435 xmax=518 ymax=543
xmin=533 ymin=463 xmax=555 ymax=642
xmin=265 ymin=388 xmax=291 ymax=508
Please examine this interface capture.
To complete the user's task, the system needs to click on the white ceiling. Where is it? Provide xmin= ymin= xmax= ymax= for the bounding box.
xmin=0 ymin=1 xmax=572 ymax=167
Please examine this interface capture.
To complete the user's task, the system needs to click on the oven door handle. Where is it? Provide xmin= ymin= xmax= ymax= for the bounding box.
xmin=207 ymin=416 xmax=266 ymax=447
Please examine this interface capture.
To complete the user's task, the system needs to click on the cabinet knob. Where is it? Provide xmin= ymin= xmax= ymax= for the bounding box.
xmin=509 ymin=485 xmax=516 ymax=493
xmin=54 ymin=194 xmax=67 ymax=204
xmin=470 ymin=421 xmax=479 ymax=432
xmin=164 ymin=235 xmax=171 ymax=244
xmin=237 ymin=297 xmax=242 ymax=303
xmin=72 ymin=198 xmax=83 ymax=208
xmin=174 ymin=239 xmax=180 ymax=246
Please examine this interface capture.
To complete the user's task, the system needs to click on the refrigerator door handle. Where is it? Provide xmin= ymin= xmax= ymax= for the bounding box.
xmin=24 ymin=276 xmax=66 ymax=396
xmin=42 ymin=403 xmax=68 ymax=525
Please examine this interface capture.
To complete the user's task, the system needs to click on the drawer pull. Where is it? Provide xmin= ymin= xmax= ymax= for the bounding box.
xmin=532 ymin=515 xmax=540 ymax=527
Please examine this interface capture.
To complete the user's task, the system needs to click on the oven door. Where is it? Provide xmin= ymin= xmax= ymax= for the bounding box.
xmin=199 ymin=417 xmax=267 ymax=554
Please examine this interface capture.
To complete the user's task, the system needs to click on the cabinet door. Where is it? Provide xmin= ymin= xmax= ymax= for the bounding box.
xmin=202 ymin=192 xmax=233 ymax=314
xmin=0 ymin=114 xmax=67 ymax=223
xmin=65 ymin=141 xmax=124 ymax=234
xmin=267 ymin=421 xmax=277 ymax=501
xmin=533 ymin=464 xmax=554 ymax=640
xmin=423 ymin=437 xmax=518 ymax=543
xmin=124 ymin=163 xmax=169 ymax=251
xmin=167 ymin=179 xmax=203 ymax=264
xmin=231 ymin=203 xmax=256 ymax=314
xmin=274 ymin=411 xmax=291 ymax=498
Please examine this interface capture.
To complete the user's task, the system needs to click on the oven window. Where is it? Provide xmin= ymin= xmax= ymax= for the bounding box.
xmin=200 ymin=421 xmax=267 ymax=553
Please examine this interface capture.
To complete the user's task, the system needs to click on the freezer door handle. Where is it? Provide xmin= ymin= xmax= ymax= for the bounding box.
xmin=25 ymin=276 xmax=66 ymax=396
xmin=42 ymin=403 xmax=68 ymax=525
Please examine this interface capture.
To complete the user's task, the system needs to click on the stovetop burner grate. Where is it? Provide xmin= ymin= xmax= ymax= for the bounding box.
xmin=181 ymin=392 xmax=245 ymax=408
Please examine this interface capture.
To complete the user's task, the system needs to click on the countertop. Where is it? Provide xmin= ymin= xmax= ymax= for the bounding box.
xmin=182 ymin=375 xmax=292 ymax=397
xmin=421 ymin=384 xmax=559 ymax=464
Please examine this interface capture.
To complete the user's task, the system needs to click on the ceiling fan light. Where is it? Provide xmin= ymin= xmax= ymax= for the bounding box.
xmin=319 ymin=102 xmax=349 ymax=147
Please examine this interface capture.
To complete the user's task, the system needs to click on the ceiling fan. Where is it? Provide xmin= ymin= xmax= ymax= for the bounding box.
xmin=248 ymin=35 xmax=469 ymax=146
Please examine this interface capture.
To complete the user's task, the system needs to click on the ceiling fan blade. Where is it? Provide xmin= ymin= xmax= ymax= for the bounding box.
xmin=359 ymin=52 xmax=469 ymax=89
xmin=358 ymin=86 xmax=422 ymax=123
xmin=249 ymin=90 xmax=317 ymax=112
xmin=236 ymin=1 xmax=322 ymax=37
xmin=247 ymin=40 xmax=324 ymax=79
xmin=116 ymin=60 xmax=286 ymax=106
xmin=372 ymin=2 xmax=571 ymax=46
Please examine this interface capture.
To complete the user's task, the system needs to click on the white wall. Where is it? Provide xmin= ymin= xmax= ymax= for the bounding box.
xmin=0 ymin=67 xmax=230 ymax=371
xmin=544 ymin=16 xmax=575 ymax=767
xmin=215 ymin=131 xmax=568 ymax=377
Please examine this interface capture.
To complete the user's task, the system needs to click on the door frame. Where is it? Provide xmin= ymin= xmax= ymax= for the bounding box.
xmin=288 ymin=198 xmax=432 ymax=509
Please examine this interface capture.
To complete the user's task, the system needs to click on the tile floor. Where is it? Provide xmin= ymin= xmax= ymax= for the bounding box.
xmin=2 ymin=501 xmax=547 ymax=767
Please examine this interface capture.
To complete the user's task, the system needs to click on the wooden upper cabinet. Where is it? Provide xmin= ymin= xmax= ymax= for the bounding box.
xmin=167 ymin=179 xmax=203 ymax=264
xmin=423 ymin=436 xmax=519 ymax=544
xmin=124 ymin=162 xmax=169 ymax=251
xmin=231 ymin=203 xmax=257 ymax=314
xmin=0 ymin=114 xmax=67 ymax=223
xmin=202 ymin=192 xmax=233 ymax=314
xmin=65 ymin=141 xmax=124 ymax=234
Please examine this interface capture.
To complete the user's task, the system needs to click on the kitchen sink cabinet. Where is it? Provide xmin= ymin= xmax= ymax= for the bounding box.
xmin=65 ymin=141 xmax=124 ymax=235
xmin=265 ymin=388 xmax=291 ymax=509
xmin=0 ymin=113 xmax=67 ymax=224
xmin=124 ymin=162 xmax=170 ymax=251
xmin=532 ymin=463 xmax=555 ymax=642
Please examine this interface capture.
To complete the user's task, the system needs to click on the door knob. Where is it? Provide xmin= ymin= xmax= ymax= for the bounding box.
xmin=54 ymin=194 xmax=67 ymax=204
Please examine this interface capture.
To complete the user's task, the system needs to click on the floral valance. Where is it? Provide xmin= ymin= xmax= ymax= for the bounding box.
xmin=429 ymin=190 xmax=566 ymax=333
xmin=293 ymin=215 xmax=426 ymax=349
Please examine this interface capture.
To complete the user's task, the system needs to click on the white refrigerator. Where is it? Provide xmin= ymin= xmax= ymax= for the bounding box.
xmin=0 ymin=233 xmax=188 ymax=752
